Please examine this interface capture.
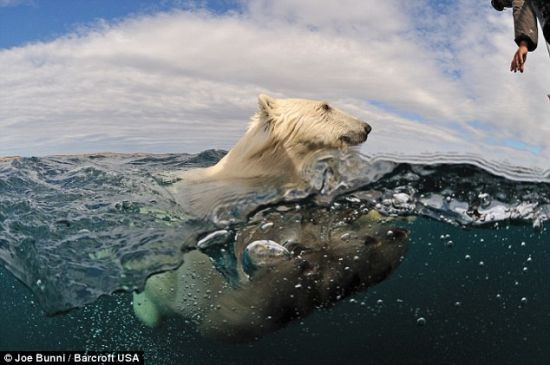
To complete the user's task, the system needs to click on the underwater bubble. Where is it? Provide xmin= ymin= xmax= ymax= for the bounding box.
xmin=242 ymin=240 xmax=291 ymax=276
xmin=35 ymin=279 xmax=46 ymax=291
xmin=479 ymin=261 xmax=485 ymax=266
xmin=276 ymin=205 xmax=292 ymax=212
xmin=478 ymin=193 xmax=492 ymax=208
xmin=392 ymin=193 xmax=412 ymax=209
xmin=520 ymin=297 xmax=528 ymax=306
xmin=260 ymin=222 xmax=274 ymax=231
xmin=465 ymin=254 xmax=471 ymax=260
xmin=197 ymin=230 xmax=232 ymax=249
xmin=376 ymin=299 xmax=384 ymax=306
xmin=346 ymin=196 xmax=361 ymax=204
xmin=416 ymin=317 xmax=427 ymax=326
xmin=393 ymin=193 xmax=410 ymax=202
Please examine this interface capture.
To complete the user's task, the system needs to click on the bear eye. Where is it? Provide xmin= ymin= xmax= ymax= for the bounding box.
xmin=321 ymin=103 xmax=331 ymax=112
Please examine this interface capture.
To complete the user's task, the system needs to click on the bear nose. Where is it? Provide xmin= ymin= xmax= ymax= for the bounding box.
xmin=362 ymin=122 xmax=372 ymax=135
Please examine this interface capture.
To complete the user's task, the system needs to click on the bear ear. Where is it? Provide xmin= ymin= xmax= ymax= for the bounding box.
xmin=258 ymin=94 xmax=276 ymax=116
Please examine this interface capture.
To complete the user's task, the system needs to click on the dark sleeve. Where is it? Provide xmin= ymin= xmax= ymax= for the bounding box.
xmin=513 ymin=0 xmax=538 ymax=51
xmin=502 ymin=0 xmax=514 ymax=7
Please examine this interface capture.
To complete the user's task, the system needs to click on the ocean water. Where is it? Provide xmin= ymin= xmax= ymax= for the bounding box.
xmin=0 ymin=151 xmax=549 ymax=364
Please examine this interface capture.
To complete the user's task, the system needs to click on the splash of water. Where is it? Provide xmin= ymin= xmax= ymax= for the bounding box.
xmin=0 ymin=150 xmax=548 ymax=313
xmin=356 ymin=153 xmax=549 ymax=228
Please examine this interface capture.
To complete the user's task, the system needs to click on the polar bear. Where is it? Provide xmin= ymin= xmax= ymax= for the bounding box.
xmin=177 ymin=94 xmax=371 ymax=182
xmin=133 ymin=206 xmax=409 ymax=341
xmin=132 ymin=95 xmax=382 ymax=340
xmin=165 ymin=94 xmax=372 ymax=219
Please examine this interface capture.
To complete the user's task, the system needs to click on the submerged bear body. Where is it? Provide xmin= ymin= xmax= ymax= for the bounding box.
xmin=133 ymin=205 xmax=409 ymax=341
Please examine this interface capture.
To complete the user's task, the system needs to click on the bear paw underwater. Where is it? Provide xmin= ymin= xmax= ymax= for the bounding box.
xmin=133 ymin=206 xmax=409 ymax=342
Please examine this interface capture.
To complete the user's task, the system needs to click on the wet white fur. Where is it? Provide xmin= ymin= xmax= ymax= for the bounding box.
xmin=180 ymin=94 xmax=370 ymax=181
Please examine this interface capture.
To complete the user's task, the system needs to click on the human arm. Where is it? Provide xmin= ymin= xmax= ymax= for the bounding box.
xmin=513 ymin=0 xmax=538 ymax=52
xmin=510 ymin=40 xmax=529 ymax=72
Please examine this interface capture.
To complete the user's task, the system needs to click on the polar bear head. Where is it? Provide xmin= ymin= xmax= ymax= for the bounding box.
xmin=209 ymin=94 xmax=372 ymax=180
xmin=254 ymin=94 xmax=371 ymax=149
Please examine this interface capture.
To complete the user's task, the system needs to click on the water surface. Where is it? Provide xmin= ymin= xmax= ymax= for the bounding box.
xmin=0 ymin=150 xmax=549 ymax=364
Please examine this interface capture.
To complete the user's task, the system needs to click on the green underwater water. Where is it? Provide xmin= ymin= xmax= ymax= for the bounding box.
xmin=1 ymin=216 xmax=549 ymax=364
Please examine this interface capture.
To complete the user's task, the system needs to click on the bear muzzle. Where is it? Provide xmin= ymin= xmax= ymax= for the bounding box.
xmin=361 ymin=122 xmax=372 ymax=142
xmin=340 ymin=122 xmax=372 ymax=145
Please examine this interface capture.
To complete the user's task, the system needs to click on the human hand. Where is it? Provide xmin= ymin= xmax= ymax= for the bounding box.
xmin=510 ymin=42 xmax=529 ymax=73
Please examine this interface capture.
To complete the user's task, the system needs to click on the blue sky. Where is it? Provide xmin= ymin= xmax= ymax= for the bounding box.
xmin=0 ymin=0 xmax=548 ymax=168
xmin=0 ymin=0 xmax=458 ymax=50
xmin=0 ymin=0 xmax=241 ymax=49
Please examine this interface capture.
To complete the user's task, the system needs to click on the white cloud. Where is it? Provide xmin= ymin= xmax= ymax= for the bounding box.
xmin=0 ymin=0 xmax=548 ymax=168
